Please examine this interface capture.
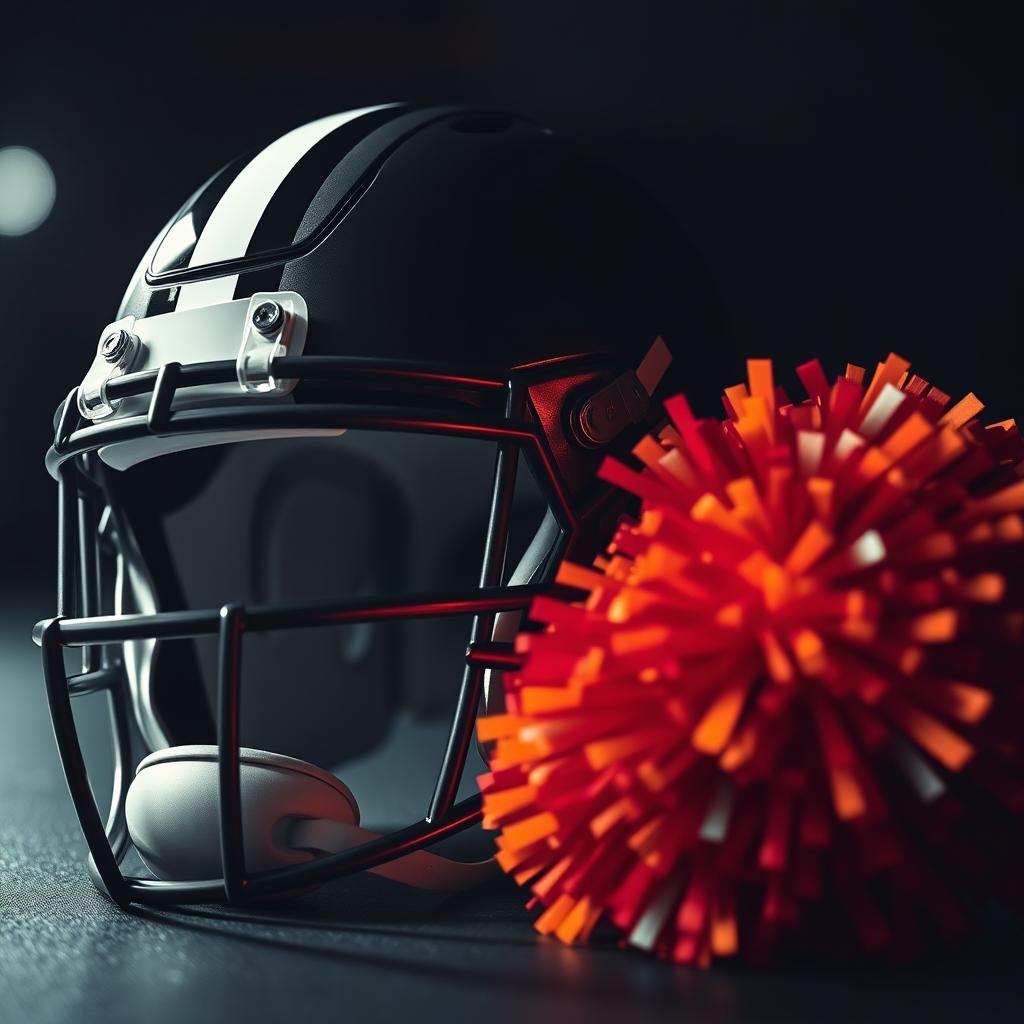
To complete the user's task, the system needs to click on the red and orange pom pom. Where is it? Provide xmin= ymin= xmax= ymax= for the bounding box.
xmin=479 ymin=354 xmax=1024 ymax=966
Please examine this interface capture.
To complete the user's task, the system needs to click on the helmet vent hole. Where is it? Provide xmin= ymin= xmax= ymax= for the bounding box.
xmin=448 ymin=115 xmax=514 ymax=134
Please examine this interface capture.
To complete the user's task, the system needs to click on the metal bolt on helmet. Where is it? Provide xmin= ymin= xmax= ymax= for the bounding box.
xmin=251 ymin=300 xmax=284 ymax=335
xmin=101 ymin=329 xmax=134 ymax=364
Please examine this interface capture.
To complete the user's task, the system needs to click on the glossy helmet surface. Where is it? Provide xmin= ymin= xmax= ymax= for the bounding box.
xmin=37 ymin=103 xmax=729 ymax=907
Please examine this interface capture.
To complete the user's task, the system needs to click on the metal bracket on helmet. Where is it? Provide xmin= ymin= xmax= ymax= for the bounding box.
xmin=572 ymin=336 xmax=673 ymax=448
xmin=78 ymin=316 xmax=145 ymax=420
xmin=236 ymin=292 xmax=309 ymax=396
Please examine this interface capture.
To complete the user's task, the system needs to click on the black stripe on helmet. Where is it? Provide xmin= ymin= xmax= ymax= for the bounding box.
xmin=240 ymin=107 xmax=402 ymax=268
xmin=230 ymin=105 xmax=478 ymax=300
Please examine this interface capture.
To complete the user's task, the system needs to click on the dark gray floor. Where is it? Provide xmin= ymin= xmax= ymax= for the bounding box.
xmin=2 ymin=596 xmax=1022 ymax=1024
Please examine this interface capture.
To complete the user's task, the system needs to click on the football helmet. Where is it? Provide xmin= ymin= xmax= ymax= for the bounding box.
xmin=34 ymin=103 xmax=728 ymax=907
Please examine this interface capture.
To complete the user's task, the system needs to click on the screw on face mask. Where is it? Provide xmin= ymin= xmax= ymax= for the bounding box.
xmin=236 ymin=292 xmax=308 ymax=396
xmin=78 ymin=320 xmax=144 ymax=420
xmin=251 ymin=301 xmax=284 ymax=336
xmin=101 ymin=329 xmax=132 ymax=364
xmin=100 ymin=329 xmax=139 ymax=369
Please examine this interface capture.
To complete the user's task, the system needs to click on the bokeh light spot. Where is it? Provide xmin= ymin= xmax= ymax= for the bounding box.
xmin=0 ymin=146 xmax=56 ymax=236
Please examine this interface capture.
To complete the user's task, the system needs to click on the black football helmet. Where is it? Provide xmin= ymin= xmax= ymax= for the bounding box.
xmin=35 ymin=104 xmax=728 ymax=907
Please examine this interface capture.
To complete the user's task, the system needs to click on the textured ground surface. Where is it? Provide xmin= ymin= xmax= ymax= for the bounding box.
xmin=1 ymin=599 xmax=1021 ymax=1024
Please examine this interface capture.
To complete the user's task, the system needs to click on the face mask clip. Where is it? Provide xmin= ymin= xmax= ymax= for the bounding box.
xmin=78 ymin=317 xmax=144 ymax=420
xmin=76 ymin=291 xmax=310 ymax=423
xmin=236 ymin=292 xmax=308 ymax=396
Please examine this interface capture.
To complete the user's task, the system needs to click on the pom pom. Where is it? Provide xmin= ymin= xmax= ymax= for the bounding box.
xmin=479 ymin=354 xmax=1024 ymax=966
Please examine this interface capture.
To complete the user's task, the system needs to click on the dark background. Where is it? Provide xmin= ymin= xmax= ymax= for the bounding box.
xmin=0 ymin=5 xmax=1020 ymax=1022
xmin=0 ymin=2 xmax=1018 ymax=580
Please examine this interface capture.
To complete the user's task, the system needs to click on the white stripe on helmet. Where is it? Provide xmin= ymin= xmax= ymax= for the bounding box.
xmin=175 ymin=104 xmax=398 ymax=312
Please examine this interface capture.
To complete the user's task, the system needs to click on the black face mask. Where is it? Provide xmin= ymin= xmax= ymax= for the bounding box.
xmin=110 ymin=429 xmax=548 ymax=824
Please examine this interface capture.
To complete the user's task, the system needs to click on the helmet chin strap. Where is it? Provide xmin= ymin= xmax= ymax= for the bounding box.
xmin=286 ymin=819 xmax=496 ymax=890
